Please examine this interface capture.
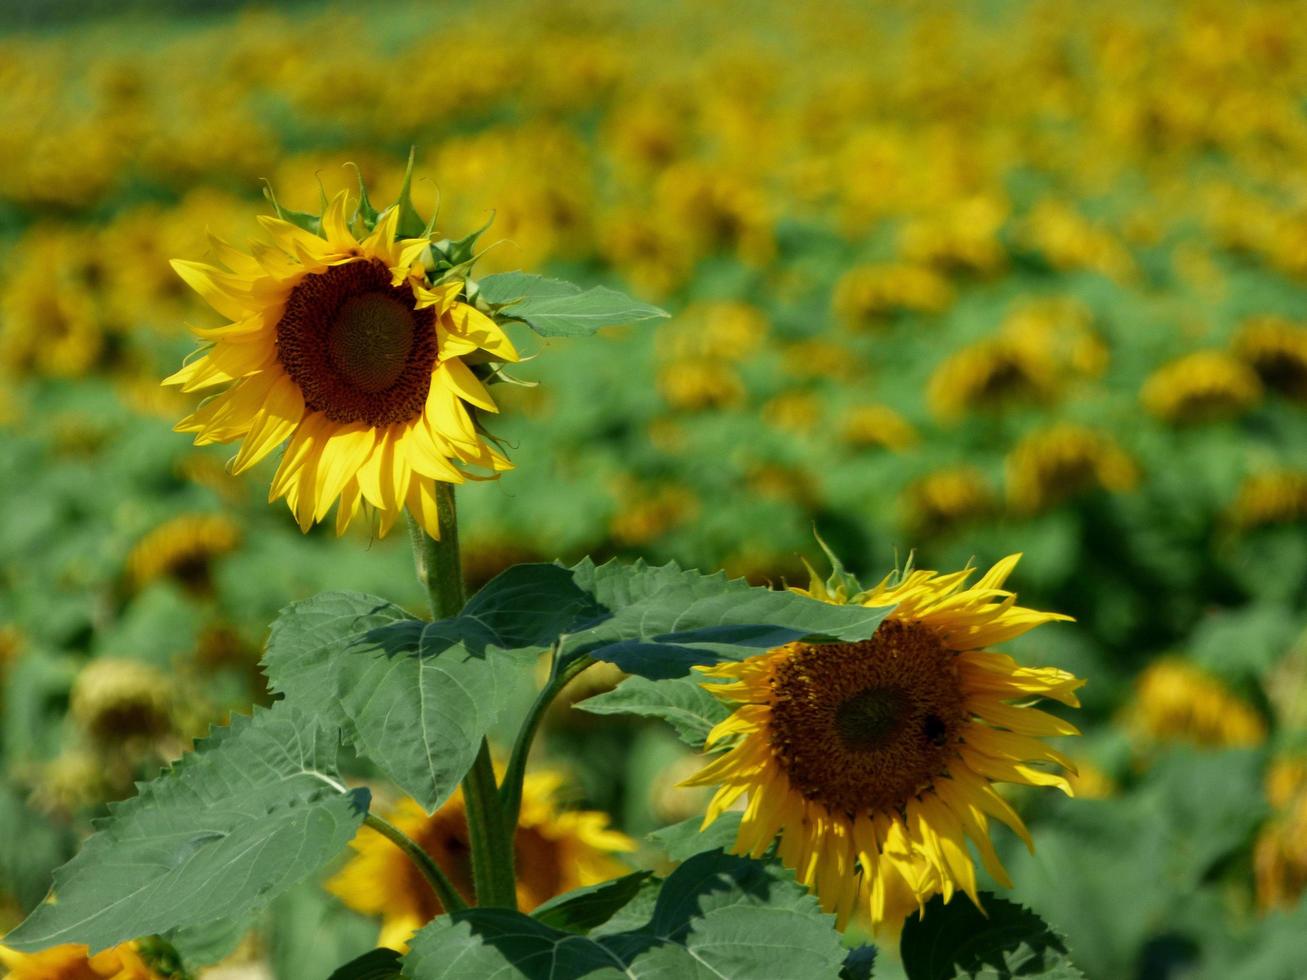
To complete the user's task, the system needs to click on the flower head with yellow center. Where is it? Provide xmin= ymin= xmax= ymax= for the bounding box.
xmin=683 ymin=549 xmax=1083 ymax=933
xmin=164 ymin=178 xmax=518 ymax=538
xmin=328 ymin=770 xmax=634 ymax=951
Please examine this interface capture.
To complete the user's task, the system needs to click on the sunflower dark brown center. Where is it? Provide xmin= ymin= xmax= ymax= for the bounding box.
xmin=276 ymin=259 xmax=437 ymax=426
xmin=766 ymin=618 xmax=968 ymax=815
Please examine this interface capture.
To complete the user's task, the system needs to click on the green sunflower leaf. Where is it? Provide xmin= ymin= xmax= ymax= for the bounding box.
xmin=327 ymin=948 xmax=409 ymax=980
xmin=900 ymin=893 xmax=1085 ymax=980
xmin=562 ymin=558 xmax=894 ymax=679
xmin=3 ymin=703 xmax=366 ymax=955
xmin=577 ymin=674 xmax=729 ymax=746
xmin=477 ymin=271 xmax=669 ymax=336
xmin=261 ymin=591 xmax=514 ymax=812
xmin=530 ymin=871 xmax=654 ymax=934
xmin=647 ymin=812 xmax=743 ymax=862
xmin=404 ymin=851 xmax=849 ymax=979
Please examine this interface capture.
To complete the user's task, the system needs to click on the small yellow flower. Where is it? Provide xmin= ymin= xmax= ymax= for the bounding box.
xmin=165 ymin=190 xmax=518 ymax=539
xmin=1005 ymin=423 xmax=1138 ymax=513
xmin=684 ymin=554 xmax=1081 ymax=932
xmin=1123 ymin=658 xmax=1266 ymax=749
xmin=1141 ymin=351 xmax=1262 ymax=424
xmin=328 ymin=772 xmax=634 ymax=951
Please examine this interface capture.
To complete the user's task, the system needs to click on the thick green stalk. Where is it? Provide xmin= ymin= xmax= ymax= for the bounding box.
xmin=460 ymin=739 xmax=518 ymax=908
xmin=364 ymin=812 xmax=468 ymax=914
xmin=499 ymin=653 xmax=595 ymax=836
xmin=406 ymin=485 xmax=517 ymax=909
xmin=406 ymin=483 xmax=465 ymax=618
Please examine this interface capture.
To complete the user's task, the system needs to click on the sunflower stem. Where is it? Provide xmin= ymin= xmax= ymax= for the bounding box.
xmin=405 ymin=488 xmax=517 ymax=910
xmin=500 ymin=652 xmax=595 ymax=836
xmin=363 ymin=812 xmax=468 ymax=914
xmin=461 ymin=738 xmax=518 ymax=908
xmin=406 ymin=484 xmax=465 ymax=619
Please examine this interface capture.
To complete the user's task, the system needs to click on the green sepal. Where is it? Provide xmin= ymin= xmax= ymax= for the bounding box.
xmin=261 ymin=180 xmax=323 ymax=236
xmin=395 ymin=147 xmax=428 ymax=239
xmin=347 ymin=161 xmax=381 ymax=232
xmin=431 ymin=211 xmax=496 ymax=273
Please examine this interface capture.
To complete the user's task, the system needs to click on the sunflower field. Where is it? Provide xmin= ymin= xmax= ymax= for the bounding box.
xmin=2 ymin=0 xmax=1307 ymax=977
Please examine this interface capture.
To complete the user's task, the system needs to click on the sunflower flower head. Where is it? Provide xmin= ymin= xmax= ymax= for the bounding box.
xmin=1005 ymin=423 xmax=1138 ymax=514
xmin=70 ymin=657 xmax=174 ymax=745
xmin=0 ymin=941 xmax=162 ymax=980
xmin=1255 ymin=755 xmax=1307 ymax=911
xmin=1228 ymin=470 xmax=1307 ymax=530
xmin=125 ymin=513 xmax=241 ymax=594
xmin=1123 ymin=657 xmax=1266 ymax=750
xmin=1232 ymin=314 xmax=1307 ymax=401
xmin=328 ymin=770 xmax=634 ymax=951
xmin=164 ymin=161 xmax=520 ymax=538
xmin=1141 ymin=351 xmax=1263 ymax=424
xmin=683 ymin=550 xmax=1082 ymax=932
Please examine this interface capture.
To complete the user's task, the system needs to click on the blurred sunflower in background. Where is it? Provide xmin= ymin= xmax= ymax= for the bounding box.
xmin=0 ymin=941 xmax=162 ymax=979
xmin=684 ymin=552 xmax=1083 ymax=931
xmin=328 ymin=770 xmax=634 ymax=950
xmin=166 ymin=190 xmax=518 ymax=538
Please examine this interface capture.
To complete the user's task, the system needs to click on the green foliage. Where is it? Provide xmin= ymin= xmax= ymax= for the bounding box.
xmin=900 ymin=894 xmax=1083 ymax=980
xmin=262 ymin=591 xmax=515 ymax=812
xmin=530 ymin=872 xmax=654 ymax=933
xmin=562 ymin=557 xmax=893 ymax=678
xmin=404 ymin=851 xmax=848 ymax=979
xmin=577 ymin=675 xmax=729 ymax=746
xmin=647 ymin=813 xmax=742 ymax=861
xmin=327 ymin=948 xmax=407 ymax=980
xmin=478 ymin=272 xmax=669 ymax=336
xmin=3 ymin=704 xmax=367 ymax=954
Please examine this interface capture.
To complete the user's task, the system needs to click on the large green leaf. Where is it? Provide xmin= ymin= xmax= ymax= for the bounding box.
xmin=563 ymin=558 xmax=893 ymax=679
xmin=404 ymin=851 xmax=848 ymax=979
xmin=262 ymin=591 xmax=514 ymax=812
xmin=577 ymin=675 xmax=729 ymax=746
xmin=477 ymin=272 xmax=669 ymax=337
xmin=3 ymin=704 xmax=366 ymax=954
xmin=900 ymin=893 xmax=1084 ymax=980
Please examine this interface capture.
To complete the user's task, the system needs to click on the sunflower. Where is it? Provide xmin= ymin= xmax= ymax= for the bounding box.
xmin=1232 ymin=315 xmax=1307 ymax=401
xmin=69 ymin=657 xmax=174 ymax=744
xmin=1123 ymin=657 xmax=1266 ymax=749
xmin=328 ymin=770 xmax=634 ymax=950
xmin=164 ymin=187 xmax=517 ymax=538
xmin=683 ymin=553 xmax=1082 ymax=931
xmin=125 ymin=513 xmax=240 ymax=594
xmin=1228 ymin=470 xmax=1307 ymax=530
xmin=1140 ymin=351 xmax=1262 ymax=424
xmin=839 ymin=404 xmax=919 ymax=452
xmin=1005 ymin=423 xmax=1138 ymax=514
xmin=1255 ymin=756 xmax=1307 ymax=910
xmin=0 ymin=941 xmax=161 ymax=980
xmin=901 ymin=466 xmax=996 ymax=537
